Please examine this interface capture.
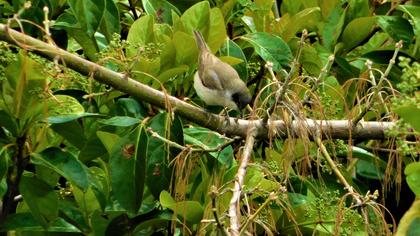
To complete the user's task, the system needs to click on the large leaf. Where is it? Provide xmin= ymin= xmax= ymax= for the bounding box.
xmin=126 ymin=15 xmax=156 ymax=57
xmin=277 ymin=7 xmax=321 ymax=42
xmin=376 ymin=16 xmax=414 ymax=46
xmin=397 ymin=5 xmax=420 ymax=54
xmin=160 ymin=190 xmax=203 ymax=224
xmin=393 ymin=104 xmax=420 ymax=132
xmin=180 ymin=1 xmax=210 ymax=36
xmin=241 ymin=32 xmax=292 ymax=71
xmin=99 ymin=0 xmax=120 ymax=42
xmin=322 ymin=3 xmax=347 ymax=52
xmin=4 ymin=52 xmax=47 ymax=129
xmin=142 ymin=0 xmax=181 ymax=24
xmin=184 ymin=127 xmax=234 ymax=168
xmin=219 ymin=39 xmax=248 ymax=80
xmin=341 ymin=16 xmax=376 ymax=52
xmin=207 ymin=8 xmax=226 ymax=53
xmin=31 ymin=147 xmax=90 ymax=191
xmin=20 ymin=174 xmax=59 ymax=228
xmin=146 ymin=113 xmax=183 ymax=198
xmin=109 ymin=126 xmax=148 ymax=215
xmin=405 ymin=162 xmax=420 ymax=197
xmin=172 ymin=31 xmax=198 ymax=66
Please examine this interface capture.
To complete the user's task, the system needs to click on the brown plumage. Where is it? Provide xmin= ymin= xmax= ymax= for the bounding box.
xmin=193 ymin=30 xmax=251 ymax=110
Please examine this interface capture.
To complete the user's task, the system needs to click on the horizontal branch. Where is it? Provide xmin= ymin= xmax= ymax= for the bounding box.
xmin=0 ymin=23 xmax=395 ymax=140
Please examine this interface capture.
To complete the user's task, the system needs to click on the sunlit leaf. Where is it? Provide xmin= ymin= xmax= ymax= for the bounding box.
xmin=241 ymin=32 xmax=292 ymax=71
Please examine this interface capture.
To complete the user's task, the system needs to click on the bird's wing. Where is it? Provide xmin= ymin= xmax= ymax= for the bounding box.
xmin=200 ymin=68 xmax=224 ymax=90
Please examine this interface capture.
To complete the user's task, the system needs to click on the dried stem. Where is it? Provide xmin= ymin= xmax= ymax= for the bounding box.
xmin=353 ymin=40 xmax=402 ymax=127
xmin=314 ymin=135 xmax=362 ymax=205
xmin=228 ymin=126 xmax=257 ymax=235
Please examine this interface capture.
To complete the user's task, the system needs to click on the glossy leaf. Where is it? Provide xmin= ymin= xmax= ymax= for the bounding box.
xmin=173 ymin=31 xmax=198 ymax=66
xmin=241 ymin=32 xmax=293 ymax=71
xmin=31 ymin=147 xmax=90 ymax=191
xmin=322 ymin=3 xmax=346 ymax=52
xmin=207 ymin=8 xmax=226 ymax=53
xmin=278 ymin=7 xmax=321 ymax=42
xmin=180 ymin=1 xmax=210 ymax=36
xmin=184 ymin=127 xmax=234 ymax=168
xmin=341 ymin=16 xmax=376 ymax=52
xmin=397 ymin=5 xmax=420 ymax=53
xmin=376 ymin=16 xmax=414 ymax=46
xmin=394 ymin=104 xmax=420 ymax=132
xmin=99 ymin=0 xmax=120 ymax=42
xmin=142 ymin=0 xmax=181 ymax=24
xmin=109 ymin=126 xmax=148 ymax=215
xmin=160 ymin=190 xmax=203 ymax=224
xmin=4 ymin=52 xmax=46 ymax=126
xmin=99 ymin=116 xmax=141 ymax=127
xmin=146 ymin=113 xmax=183 ymax=198
xmin=405 ymin=162 xmax=420 ymax=197
xmin=219 ymin=39 xmax=248 ymax=80
xmin=20 ymin=175 xmax=59 ymax=228
xmin=126 ymin=15 xmax=156 ymax=57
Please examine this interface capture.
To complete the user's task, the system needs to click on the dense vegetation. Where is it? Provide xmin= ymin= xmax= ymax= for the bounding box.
xmin=0 ymin=0 xmax=419 ymax=235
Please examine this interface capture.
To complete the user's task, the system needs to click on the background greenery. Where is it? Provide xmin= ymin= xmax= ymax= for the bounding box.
xmin=0 ymin=0 xmax=419 ymax=235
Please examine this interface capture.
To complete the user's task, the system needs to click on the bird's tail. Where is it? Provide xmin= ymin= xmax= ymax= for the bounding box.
xmin=193 ymin=30 xmax=209 ymax=52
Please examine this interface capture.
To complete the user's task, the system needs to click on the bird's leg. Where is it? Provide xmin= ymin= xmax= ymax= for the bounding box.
xmin=218 ymin=107 xmax=231 ymax=125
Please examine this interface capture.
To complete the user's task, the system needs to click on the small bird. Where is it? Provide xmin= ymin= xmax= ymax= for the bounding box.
xmin=193 ymin=30 xmax=251 ymax=111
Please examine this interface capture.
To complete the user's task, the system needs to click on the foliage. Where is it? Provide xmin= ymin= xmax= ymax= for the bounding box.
xmin=0 ymin=0 xmax=419 ymax=235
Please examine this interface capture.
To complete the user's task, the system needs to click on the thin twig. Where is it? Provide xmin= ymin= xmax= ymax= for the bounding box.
xmin=353 ymin=41 xmax=402 ymax=127
xmin=314 ymin=135 xmax=362 ymax=205
xmin=209 ymin=185 xmax=229 ymax=236
xmin=303 ymin=54 xmax=335 ymax=105
xmin=239 ymin=192 xmax=277 ymax=235
xmin=228 ymin=126 xmax=257 ymax=235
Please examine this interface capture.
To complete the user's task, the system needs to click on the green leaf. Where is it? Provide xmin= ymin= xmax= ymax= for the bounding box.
xmin=394 ymin=104 xmax=420 ymax=132
xmin=97 ymin=131 xmax=120 ymax=155
xmin=346 ymin=0 xmax=370 ymax=24
xmin=126 ymin=15 xmax=156 ymax=57
xmin=184 ymin=127 xmax=234 ymax=168
xmin=73 ymin=185 xmax=102 ymax=214
xmin=376 ymin=16 xmax=414 ymax=46
xmin=241 ymin=32 xmax=293 ymax=71
xmin=114 ymin=98 xmax=147 ymax=119
xmin=0 ymin=149 xmax=9 ymax=182
xmin=47 ymin=113 xmax=101 ymax=124
xmin=146 ymin=113 xmax=183 ymax=198
xmin=48 ymin=95 xmax=85 ymax=117
xmin=142 ymin=0 xmax=181 ymax=24
xmin=322 ymin=3 xmax=346 ymax=52
xmin=207 ymin=8 xmax=226 ymax=53
xmin=31 ymin=147 xmax=90 ymax=191
xmin=279 ymin=7 xmax=321 ymax=42
xmin=4 ymin=52 xmax=46 ymax=126
xmin=110 ymin=126 xmax=148 ymax=215
xmin=173 ymin=31 xmax=198 ymax=66
xmin=219 ymin=39 xmax=248 ymax=80
xmin=159 ymin=190 xmax=203 ymax=224
xmin=99 ymin=0 xmax=120 ymax=42
xmin=0 ymin=213 xmax=81 ymax=232
xmin=180 ymin=1 xmax=210 ymax=35
xmin=397 ymin=5 xmax=420 ymax=54
xmin=99 ymin=116 xmax=140 ymax=127
xmin=405 ymin=162 xmax=420 ymax=197
xmin=0 ymin=110 xmax=18 ymax=136
xmin=341 ymin=16 xmax=376 ymax=52
xmin=20 ymin=174 xmax=59 ymax=228
xmin=50 ymin=120 xmax=87 ymax=149
xmin=68 ymin=0 xmax=104 ymax=36
xmin=157 ymin=66 xmax=189 ymax=83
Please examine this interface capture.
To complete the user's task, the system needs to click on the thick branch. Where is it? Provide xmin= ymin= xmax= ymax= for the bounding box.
xmin=0 ymin=24 xmax=396 ymax=140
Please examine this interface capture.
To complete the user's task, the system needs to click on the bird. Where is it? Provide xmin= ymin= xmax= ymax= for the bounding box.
xmin=192 ymin=30 xmax=251 ymax=111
